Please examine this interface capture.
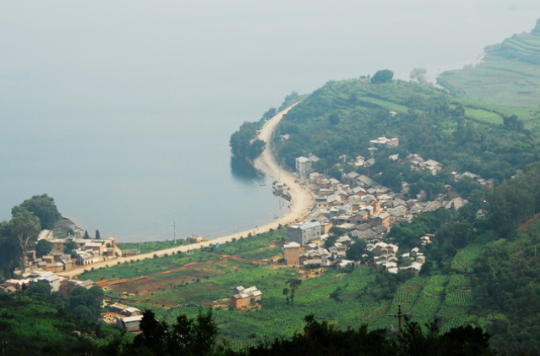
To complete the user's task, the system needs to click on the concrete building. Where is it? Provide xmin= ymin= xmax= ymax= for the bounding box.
xmin=295 ymin=156 xmax=312 ymax=179
xmin=287 ymin=220 xmax=322 ymax=246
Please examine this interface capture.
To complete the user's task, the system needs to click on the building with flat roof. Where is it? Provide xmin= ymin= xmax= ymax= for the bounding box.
xmin=287 ymin=220 xmax=322 ymax=246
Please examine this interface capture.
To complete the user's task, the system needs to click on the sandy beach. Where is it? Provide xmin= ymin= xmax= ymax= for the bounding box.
xmin=59 ymin=104 xmax=313 ymax=277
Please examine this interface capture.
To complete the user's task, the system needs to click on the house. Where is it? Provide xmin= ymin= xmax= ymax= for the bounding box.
xmin=123 ymin=249 xmax=139 ymax=257
xmin=371 ymin=213 xmax=391 ymax=228
xmin=37 ymin=275 xmax=63 ymax=292
xmin=186 ymin=235 xmax=206 ymax=243
xmin=76 ymin=251 xmax=101 ymax=265
xmin=231 ymin=286 xmax=262 ymax=309
xmin=282 ymin=242 xmax=301 ymax=266
xmin=117 ymin=315 xmax=144 ymax=334
xmin=424 ymin=159 xmax=443 ymax=175
xmin=287 ymin=220 xmax=322 ymax=246
xmin=369 ymin=137 xmax=399 ymax=147
xmin=111 ymin=303 xmax=141 ymax=316
xmin=295 ymin=156 xmax=313 ymax=179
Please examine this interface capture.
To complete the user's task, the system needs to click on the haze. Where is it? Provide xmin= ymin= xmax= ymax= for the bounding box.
xmin=1 ymin=0 xmax=539 ymax=241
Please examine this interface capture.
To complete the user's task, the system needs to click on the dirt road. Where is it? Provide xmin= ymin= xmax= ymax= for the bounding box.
xmin=59 ymin=103 xmax=313 ymax=278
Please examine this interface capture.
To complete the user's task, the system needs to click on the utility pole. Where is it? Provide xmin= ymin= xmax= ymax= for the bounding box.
xmin=388 ymin=305 xmax=411 ymax=339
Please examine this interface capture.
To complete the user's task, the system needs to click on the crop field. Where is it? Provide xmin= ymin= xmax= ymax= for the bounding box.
xmin=357 ymin=96 xmax=409 ymax=113
xmin=464 ymin=107 xmax=504 ymax=125
xmin=85 ymin=228 xmax=487 ymax=343
xmin=437 ymin=275 xmax=474 ymax=330
xmin=451 ymin=244 xmax=484 ymax=273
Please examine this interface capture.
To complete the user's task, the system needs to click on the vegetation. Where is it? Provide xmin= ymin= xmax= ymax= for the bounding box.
xmin=0 ymin=286 xmax=116 ymax=356
xmin=274 ymin=77 xmax=539 ymax=191
xmin=371 ymin=69 xmax=394 ymax=84
xmin=19 ymin=194 xmax=61 ymax=230
xmin=117 ymin=239 xmax=188 ymax=254
xmin=229 ymin=121 xmax=266 ymax=161
xmin=439 ymin=19 xmax=540 ymax=107
xmin=229 ymin=93 xmax=307 ymax=163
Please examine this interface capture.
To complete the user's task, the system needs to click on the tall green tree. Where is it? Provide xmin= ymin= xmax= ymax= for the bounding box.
xmin=10 ymin=206 xmax=41 ymax=272
xmin=95 ymin=230 xmax=101 ymax=239
xmin=84 ymin=230 xmax=90 ymax=239
xmin=0 ymin=221 xmax=20 ymax=277
xmin=20 ymin=194 xmax=61 ymax=230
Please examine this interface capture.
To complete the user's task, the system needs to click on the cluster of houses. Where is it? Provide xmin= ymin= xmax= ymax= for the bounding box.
xmin=282 ymin=219 xmax=432 ymax=276
xmin=0 ymin=269 xmax=94 ymax=294
xmin=22 ymin=234 xmax=122 ymax=273
xmin=282 ymin=134 xmax=490 ymax=275
xmin=230 ymin=286 xmax=262 ymax=310
xmin=370 ymin=240 xmax=429 ymax=275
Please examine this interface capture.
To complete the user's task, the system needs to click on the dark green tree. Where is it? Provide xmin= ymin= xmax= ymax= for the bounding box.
xmin=68 ymin=286 xmax=104 ymax=321
xmin=84 ymin=230 xmax=90 ymax=239
xmin=35 ymin=239 xmax=52 ymax=258
xmin=19 ymin=194 xmax=61 ymax=230
xmin=346 ymin=240 xmax=367 ymax=261
xmin=64 ymin=240 xmax=77 ymax=254
xmin=10 ymin=206 xmax=41 ymax=271
xmin=287 ymin=278 xmax=302 ymax=304
xmin=371 ymin=69 xmax=394 ymax=84
xmin=95 ymin=230 xmax=101 ymax=239
xmin=133 ymin=310 xmax=169 ymax=355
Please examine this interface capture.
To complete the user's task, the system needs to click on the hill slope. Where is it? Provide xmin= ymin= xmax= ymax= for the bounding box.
xmin=438 ymin=19 xmax=540 ymax=107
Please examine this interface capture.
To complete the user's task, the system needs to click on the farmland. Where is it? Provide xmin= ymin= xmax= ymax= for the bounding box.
xmin=81 ymin=228 xmax=487 ymax=343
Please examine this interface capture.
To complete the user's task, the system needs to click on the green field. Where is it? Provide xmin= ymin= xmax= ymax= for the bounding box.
xmin=439 ymin=21 xmax=540 ymax=108
xmin=81 ymin=229 xmax=488 ymax=343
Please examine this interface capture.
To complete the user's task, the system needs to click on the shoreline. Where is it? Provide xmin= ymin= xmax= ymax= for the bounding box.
xmin=59 ymin=103 xmax=314 ymax=277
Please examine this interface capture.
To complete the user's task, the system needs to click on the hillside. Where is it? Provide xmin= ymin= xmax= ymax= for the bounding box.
xmin=438 ymin=19 xmax=540 ymax=107
xmin=274 ymin=78 xmax=539 ymax=188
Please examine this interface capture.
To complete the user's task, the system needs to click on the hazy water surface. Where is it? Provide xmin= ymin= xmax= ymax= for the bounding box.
xmin=1 ymin=1 xmax=539 ymax=241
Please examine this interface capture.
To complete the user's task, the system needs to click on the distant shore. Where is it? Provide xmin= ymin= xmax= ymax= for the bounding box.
xmin=59 ymin=103 xmax=314 ymax=277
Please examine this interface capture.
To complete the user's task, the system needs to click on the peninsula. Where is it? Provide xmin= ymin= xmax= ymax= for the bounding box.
xmin=59 ymin=104 xmax=313 ymax=277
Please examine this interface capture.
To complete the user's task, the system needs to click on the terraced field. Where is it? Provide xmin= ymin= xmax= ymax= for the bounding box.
xmin=439 ymin=21 xmax=540 ymax=107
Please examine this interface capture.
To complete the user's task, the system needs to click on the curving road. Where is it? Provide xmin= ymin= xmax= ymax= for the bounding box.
xmin=59 ymin=103 xmax=313 ymax=278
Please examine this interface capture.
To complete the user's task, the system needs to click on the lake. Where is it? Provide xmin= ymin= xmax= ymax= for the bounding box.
xmin=1 ymin=0 xmax=539 ymax=241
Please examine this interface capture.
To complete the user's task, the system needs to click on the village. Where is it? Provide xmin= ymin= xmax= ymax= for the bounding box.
xmin=277 ymin=135 xmax=493 ymax=276
xmin=0 ymin=134 xmax=494 ymax=333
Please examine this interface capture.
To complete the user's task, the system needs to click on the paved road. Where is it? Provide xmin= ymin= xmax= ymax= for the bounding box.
xmin=59 ymin=103 xmax=313 ymax=278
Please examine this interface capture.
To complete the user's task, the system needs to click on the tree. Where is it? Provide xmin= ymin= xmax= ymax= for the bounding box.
xmin=25 ymin=282 xmax=52 ymax=297
xmin=84 ymin=230 xmax=90 ymax=239
xmin=132 ymin=308 xmax=218 ymax=356
xmin=95 ymin=230 xmax=101 ymax=239
xmin=20 ymin=194 xmax=61 ymax=230
xmin=133 ymin=310 xmax=169 ymax=355
xmin=260 ymin=107 xmax=277 ymax=122
xmin=371 ymin=69 xmax=394 ymax=84
xmin=64 ymin=240 xmax=77 ymax=255
xmin=0 ymin=222 xmax=20 ymax=278
xmin=68 ymin=286 xmax=104 ymax=321
xmin=10 ymin=206 xmax=40 ymax=271
xmin=35 ymin=239 xmax=52 ymax=258
xmin=287 ymin=278 xmax=302 ymax=304
xmin=346 ymin=240 xmax=367 ymax=261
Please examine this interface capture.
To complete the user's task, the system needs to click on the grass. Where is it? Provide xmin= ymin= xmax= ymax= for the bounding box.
xmin=117 ymin=239 xmax=188 ymax=254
